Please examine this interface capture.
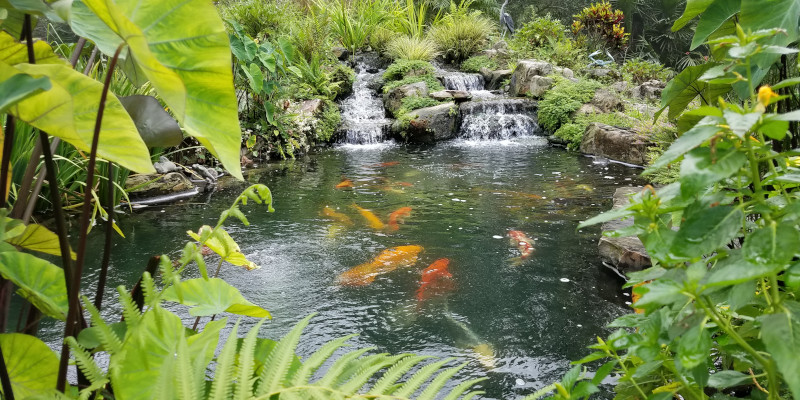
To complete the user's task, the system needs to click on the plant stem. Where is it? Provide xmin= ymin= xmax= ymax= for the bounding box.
xmin=69 ymin=37 xmax=87 ymax=68
xmin=93 ymin=162 xmax=115 ymax=311
xmin=0 ymin=343 xmax=15 ymax=400
xmin=0 ymin=117 xmax=15 ymax=209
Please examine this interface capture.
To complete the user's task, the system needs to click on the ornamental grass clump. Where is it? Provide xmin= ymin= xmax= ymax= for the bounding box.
xmin=384 ymin=35 xmax=440 ymax=61
xmin=428 ymin=4 xmax=495 ymax=63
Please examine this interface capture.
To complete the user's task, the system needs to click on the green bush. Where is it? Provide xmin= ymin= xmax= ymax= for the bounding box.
xmin=460 ymin=55 xmax=497 ymax=72
xmin=553 ymin=123 xmax=585 ymax=150
xmin=291 ymin=11 xmax=333 ymax=62
xmin=535 ymin=38 xmax=587 ymax=71
xmin=537 ymin=77 xmax=600 ymax=132
xmin=384 ymin=36 xmax=439 ymax=61
xmin=316 ymin=100 xmax=342 ymax=142
xmin=621 ymin=57 xmax=672 ymax=84
xmin=369 ymin=26 xmax=395 ymax=53
xmin=383 ymin=74 xmax=444 ymax=93
xmin=329 ymin=63 xmax=356 ymax=99
xmin=552 ymin=111 xmax=633 ymax=150
xmin=383 ymin=59 xmax=436 ymax=81
xmin=428 ymin=9 xmax=495 ymax=63
xmin=218 ymin=0 xmax=298 ymax=39
xmin=396 ymin=96 xmax=442 ymax=115
xmin=514 ymin=14 xmax=566 ymax=49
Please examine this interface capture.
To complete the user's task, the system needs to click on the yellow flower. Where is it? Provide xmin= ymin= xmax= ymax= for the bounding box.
xmin=758 ymin=85 xmax=779 ymax=107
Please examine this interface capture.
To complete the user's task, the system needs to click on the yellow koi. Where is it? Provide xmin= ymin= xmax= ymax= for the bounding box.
xmin=353 ymin=204 xmax=385 ymax=230
xmin=322 ymin=206 xmax=353 ymax=226
xmin=336 ymin=245 xmax=423 ymax=286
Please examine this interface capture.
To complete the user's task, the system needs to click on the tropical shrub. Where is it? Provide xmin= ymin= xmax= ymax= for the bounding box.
xmin=369 ymin=26 xmax=396 ymax=53
xmin=620 ymin=57 xmax=671 ymax=84
xmin=428 ymin=0 xmax=496 ymax=63
xmin=552 ymin=111 xmax=633 ymax=151
xmin=537 ymin=77 xmax=601 ymax=132
xmin=218 ymin=0 xmax=299 ymax=39
xmin=535 ymin=37 xmax=587 ymax=71
xmin=514 ymin=14 xmax=566 ymax=49
xmin=290 ymin=9 xmax=334 ymax=62
xmin=384 ymin=35 xmax=440 ymax=61
xmin=384 ymin=59 xmax=437 ymax=81
xmin=571 ymin=1 xmax=629 ymax=51
xmin=461 ymin=55 xmax=498 ymax=72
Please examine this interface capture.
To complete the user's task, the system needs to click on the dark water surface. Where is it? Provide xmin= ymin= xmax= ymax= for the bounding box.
xmin=50 ymin=138 xmax=645 ymax=398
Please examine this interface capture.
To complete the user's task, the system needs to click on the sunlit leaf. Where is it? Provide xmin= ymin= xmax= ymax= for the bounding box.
xmin=0 ymin=72 xmax=50 ymax=113
xmin=0 ymin=333 xmax=59 ymax=398
xmin=5 ymin=220 xmax=76 ymax=259
xmin=0 ymin=30 xmax=64 ymax=65
xmin=0 ymin=251 xmax=67 ymax=320
xmin=162 ymin=278 xmax=270 ymax=318
xmin=691 ymin=0 xmax=740 ymax=50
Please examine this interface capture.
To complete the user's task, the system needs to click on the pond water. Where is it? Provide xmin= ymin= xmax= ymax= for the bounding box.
xmin=51 ymin=138 xmax=645 ymax=399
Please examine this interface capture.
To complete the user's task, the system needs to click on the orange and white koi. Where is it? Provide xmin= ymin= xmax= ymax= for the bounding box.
xmin=387 ymin=206 xmax=412 ymax=231
xmin=416 ymin=258 xmax=454 ymax=303
xmin=508 ymin=230 xmax=535 ymax=259
xmin=322 ymin=206 xmax=353 ymax=226
xmin=336 ymin=245 xmax=423 ymax=286
xmin=353 ymin=204 xmax=385 ymax=230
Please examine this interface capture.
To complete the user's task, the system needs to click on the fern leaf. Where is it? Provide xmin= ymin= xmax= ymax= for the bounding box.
xmin=313 ymin=347 xmax=374 ymax=388
xmin=418 ymin=363 xmax=470 ymax=400
xmin=153 ymin=344 xmax=177 ymax=400
xmin=256 ymin=313 xmax=315 ymax=395
xmin=176 ymin=334 xmax=199 ymax=400
xmin=234 ymin=319 xmax=266 ymax=400
xmin=338 ymin=354 xmax=406 ymax=395
xmin=333 ymin=353 xmax=387 ymax=388
xmin=141 ymin=271 xmax=158 ymax=307
xmin=367 ymin=355 xmax=430 ymax=395
xmin=65 ymin=337 xmax=108 ymax=391
xmin=392 ymin=357 xmax=454 ymax=398
xmin=116 ymin=286 xmax=141 ymax=328
xmin=209 ymin=320 xmax=240 ymax=400
xmin=522 ymin=383 xmax=558 ymax=400
xmin=442 ymin=378 xmax=489 ymax=400
xmin=81 ymin=296 xmax=122 ymax=354
xmin=292 ymin=334 xmax=357 ymax=386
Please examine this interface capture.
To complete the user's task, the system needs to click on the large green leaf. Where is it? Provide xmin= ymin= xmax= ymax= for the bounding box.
xmin=673 ymin=0 xmax=715 ymax=31
xmin=118 ymin=95 xmax=183 ymax=148
xmin=0 ymin=333 xmax=59 ymax=399
xmin=742 ymin=221 xmax=800 ymax=266
xmin=679 ymin=145 xmax=747 ymax=197
xmin=0 ymin=30 xmax=64 ymax=65
xmin=658 ymin=64 xmax=731 ymax=120
xmin=80 ymin=0 xmax=244 ymax=179
xmin=0 ymin=72 xmax=50 ymax=113
xmin=671 ymin=204 xmax=742 ymax=258
xmin=759 ymin=302 xmax=800 ymax=399
xmin=5 ymin=220 xmax=76 ymax=259
xmin=162 ymin=278 xmax=270 ymax=318
xmin=703 ymin=253 xmax=783 ymax=288
xmin=647 ymin=122 xmax=720 ymax=171
xmin=0 ymin=251 xmax=67 ymax=320
xmin=68 ymin=0 xmax=123 ymax=58
xmin=1 ymin=62 xmax=155 ymax=173
xmin=691 ymin=0 xmax=741 ymax=50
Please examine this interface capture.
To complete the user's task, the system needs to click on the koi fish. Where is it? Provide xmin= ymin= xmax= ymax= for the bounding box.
xmin=387 ymin=206 xmax=412 ymax=231
xmin=322 ymin=206 xmax=353 ymax=226
xmin=416 ymin=258 xmax=454 ymax=302
xmin=353 ymin=204 xmax=385 ymax=230
xmin=372 ymin=161 xmax=400 ymax=167
xmin=472 ymin=343 xmax=496 ymax=369
xmin=631 ymin=281 xmax=649 ymax=314
xmin=335 ymin=179 xmax=354 ymax=189
xmin=508 ymin=230 xmax=535 ymax=260
xmin=396 ymin=181 xmax=414 ymax=187
xmin=336 ymin=245 xmax=423 ymax=286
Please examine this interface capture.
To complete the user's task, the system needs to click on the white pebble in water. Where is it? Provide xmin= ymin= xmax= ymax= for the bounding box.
xmin=516 ymin=379 xmax=526 ymax=386
xmin=577 ymin=324 xmax=583 ymax=328
xmin=604 ymin=176 xmax=614 ymax=179
xmin=492 ymin=235 xmax=503 ymax=239
xmin=452 ymin=198 xmax=460 ymax=202
xmin=448 ymin=192 xmax=454 ymax=195
xmin=560 ymin=278 xmax=570 ymax=283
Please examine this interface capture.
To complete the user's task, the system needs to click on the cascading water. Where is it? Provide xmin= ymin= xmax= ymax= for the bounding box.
xmin=338 ymin=57 xmax=391 ymax=144
xmin=441 ymin=72 xmax=496 ymax=100
xmin=459 ymin=99 xmax=543 ymax=140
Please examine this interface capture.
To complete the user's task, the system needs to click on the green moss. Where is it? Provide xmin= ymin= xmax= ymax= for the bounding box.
xmin=383 ymin=75 xmax=444 ymax=94
xmin=396 ymin=96 xmax=442 ymax=115
xmin=330 ymin=63 xmax=355 ymax=99
xmin=316 ymin=100 xmax=342 ymax=142
xmin=537 ymin=77 xmax=601 ymax=132
xmin=460 ymin=55 xmax=498 ymax=73
xmin=553 ymin=123 xmax=586 ymax=150
xmin=383 ymin=60 xmax=436 ymax=81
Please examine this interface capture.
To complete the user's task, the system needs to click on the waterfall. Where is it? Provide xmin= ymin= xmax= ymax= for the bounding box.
xmin=459 ymin=99 xmax=543 ymax=140
xmin=338 ymin=58 xmax=391 ymax=144
xmin=442 ymin=72 xmax=485 ymax=91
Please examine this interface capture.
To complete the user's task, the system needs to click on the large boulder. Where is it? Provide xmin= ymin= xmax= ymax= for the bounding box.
xmin=599 ymin=187 xmax=651 ymax=274
xmin=579 ymin=123 xmax=652 ymax=166
xmin=394 ymin=103 xmax=458 ymax=143
xmin=383 ymin=82 xmax=428 ymax=117
xmin=126 ymin=172 xmax=195 ymax=198
xmin=632 ymin=79 xmax=666 ymax=102
xmin=508 ymin=60 xmax=553 ymax=97
xmin=590 ymin=89 xmax=624 ymax=113
xmin=430 ymin=90 xmax=472 ymax=102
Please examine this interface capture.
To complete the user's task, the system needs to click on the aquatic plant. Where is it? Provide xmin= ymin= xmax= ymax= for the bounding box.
xmin=385 ymin=35 xmax=440 ymax=61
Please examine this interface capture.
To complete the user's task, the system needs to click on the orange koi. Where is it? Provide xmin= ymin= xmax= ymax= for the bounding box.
xmin=416 ymin=258 xmax=454 ymax=302
xmin=387 ymin=206 xmax=412 ymax=231
xmin=631 ymin=281 xmax=650 ymax=314
xmin=337 ymin=245 xmax=423 ymax=286
xmin=322 ymin=206 xmax=353 ymax=226
xmin=508 ymin=230 xmax=535 ymax=259
xmin=353 ymin=204 xmax=385 ymax=230
xmin=372 ymin=161 xmax=400 ymax=167
xmin=396 ymin=181 xmax=414 ymax=187
xmin=335 ymin=179 xmax=354 ymax=189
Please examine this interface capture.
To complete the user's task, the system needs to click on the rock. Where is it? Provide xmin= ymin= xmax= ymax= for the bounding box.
xmin=153 ymin=156 xmax=180 ymax=174
xmin=298 ymin=99 xmax=324 ymax=115
xmin=579 ymin=123 xmax=653 ymax=166
xmin=547 ymin=135 xmax=569 ymax=146
xmin=332 ymin=46 xmax=350 ymax=60
xmin=632 ymin=79 xmax=666 ymax=102
xmin=384 ymin=82 xmax=428 ymax=117
xmin=395 ymin=103 xmax=458 ymax=143
xmin=590 ymin=89 xmax=624 ymax=113
xmin=192 ymin=164 xmax=219 ymax=181
xmin=492 ymin=40 xmax=509 ymax=51
xmin=610 ymin=81 xmax=630 ymax=93
xmin=483 ymin=69 xmax=512 ymax=91
xmin=586 ymin=68 xmax=620 ymax=81
xmin=480 ymin=49 xmax=498 ymax=58
xmin=430 ymin=90 xmax=472 ymax=102
xmin=553 ymin=67 xmax=574 ymax=79
xmin=574 ymin=103 xmax=603 ymax=116
xmin=126 ymin=172 xmax=194 ymax=198
xmin=599 ymin=187 xmax=651 ymax=273
xmin=367 ymin=75 xmax=385 ymax=92
xmin=509 ymin=60 xmax=553 ymax=97
xmin=526 ymin=76 xmax=554 ymax=99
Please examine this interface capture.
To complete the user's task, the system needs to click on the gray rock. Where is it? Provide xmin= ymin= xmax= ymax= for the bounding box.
xmin=547 ymin=135 xmax=569 ymax=146
xmin=153 ymin=156 xmax=180 ymax=174
xmin=586 ymin=68 xmax=621 ymax=81
xmin=610 ymin=81 xmax=630 ymax=93
xmin=395 ymin=103 xmax=458 ymax=143
xmin=126 ymin=172 xmax=194 ymax=198
xmin=430 ymin=90 xmax=472 ymax=102
xmin=509 ymin=60 xmax=553 ymax=97
xmin=526 ymin=76 xmax=554 ymax=99
xmin=579 ymin=123 xmax=653 ymax=166
xmin=599 ymin=187 xmax=651 ymax=273
xmin=332 ymin=47 xmax=350 ymax=60
xmin=590 ymin=89 xmax=624 ymax=113
xmin=298 ymin=99 xmax=324 ymax=115
xmin=192 ymin=164 xmax=219 ymax=182
xmin=553 ymin=67 xmax=574 ymax=79
xmin=632 ymin=79 xmax=666 ymax=102
xmin=482 ymin=69 xmax=512 ymax=91
xmin=384 ymin=82 xmax=429 ymax=117
xmin=574 ymin=103 xmax=603 ymax=116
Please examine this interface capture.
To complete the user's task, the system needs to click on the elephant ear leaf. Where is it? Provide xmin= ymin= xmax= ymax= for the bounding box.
xmin=0 ymin=72 xmax=50 ymax=113
xmin=0 ymin=333 xmax=60 ymax=398
xmin=80 ymin=0 xmax=244 ymax=179
xmin=119 ymin=95 xmax=183 ymax=148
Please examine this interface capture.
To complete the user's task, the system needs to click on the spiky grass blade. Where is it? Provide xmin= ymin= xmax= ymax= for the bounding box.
xmin=367 ymin=354 xmax=430 ymax=394
xmin=81 ymin=296 xmax=122 ymax=354
xmin=209 ymin=320 xmax=240 ymax=399
xmin=292 ymin=334 xmax=357 ymax=386
xmin=442 ymin=378 xmax=489 ymax=400
xmin=392 ymin=357 xmax=454 ymax=398
xmin=256 ymin=313 xmax=315 ymax=395
xmin=417 ymin=362 xmax=470 ymax=400
xmin=314 ymin=347 xmax=374 ymax=388
xmin=337 ymin=353 xmax=407 ymax=394
xmin=234 ymin=319 xmax=266 ymax=399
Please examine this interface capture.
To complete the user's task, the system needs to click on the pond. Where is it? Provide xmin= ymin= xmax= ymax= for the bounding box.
xmin=64 ymin=137 xmax=644 ymax=399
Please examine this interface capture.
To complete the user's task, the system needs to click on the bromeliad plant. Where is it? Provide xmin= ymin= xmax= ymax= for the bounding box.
xmin=529 ymin=23 xmax=800 ymax=400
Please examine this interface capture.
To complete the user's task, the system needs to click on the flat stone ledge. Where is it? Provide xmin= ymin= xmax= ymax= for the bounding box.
xmin=599 ymin=186 xmax=651 ymax=274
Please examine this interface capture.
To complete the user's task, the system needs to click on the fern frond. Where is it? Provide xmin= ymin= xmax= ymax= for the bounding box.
xmin=116 ymin=286 xmax=141 ymax=328
xmin=292 ymin=334 xmax=358 ymax=386
xmin=65 ymin=336 xmax=108 ymax=395
xmin=234 ymin=319 xmax=266 ymax=400
xmin=176 ymin=334 xmax=199 ymax=400
xmin=256 ymin=314 xmax=315 ymax=395
xmin=392 ymin=357 xmax=455 ymax=398
xmin=338 ymin=354 xmax=406 ymax=394
xmin=442 ymin=377 xmax=489 ymax=400
xmin=367 ymin=355 xmax=430 ymax=395
xmin=209 ymin=320 xmax=240 ymax=400
xmin=154 ymin=343 xmax=177 ymax=400
xmin=522 ymin=382 xmax=557 ymax=400
xmin=418 ymin=362 xmax=469 ymax=400
xmin=81 ymin=296 xmax=122 ymax=354
xmin=141 ymin=271 xmax=158 ymax=307
xmin=313 ymin=347 xmax=374 ymax=388
xmin=333 ymin=353 xmax=387 ymax=388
